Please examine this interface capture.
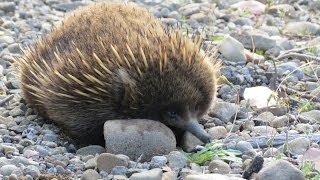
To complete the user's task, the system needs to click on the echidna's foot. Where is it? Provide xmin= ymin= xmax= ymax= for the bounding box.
xmin=185 ymin=120 xmax=212 ymax=144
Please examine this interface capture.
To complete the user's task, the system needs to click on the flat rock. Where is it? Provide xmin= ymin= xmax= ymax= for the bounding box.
xmin=256 ymin=160 xmax=304 ymax=180
xmin=104 ymin=119 xmax=176 ymax=162
xmin=96 ymin=153 xmax=128 ymax=173
xmin=129 ymin=168 xmax=162 ymax=180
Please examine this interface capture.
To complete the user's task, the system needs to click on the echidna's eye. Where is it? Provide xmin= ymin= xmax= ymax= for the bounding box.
xmin=167 ymin=111 xmax=178 ymax=119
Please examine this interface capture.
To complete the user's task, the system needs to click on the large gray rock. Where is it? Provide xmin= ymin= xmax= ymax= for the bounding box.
xmin=256 ymin=160 xmax=305 ymax=180
xmin=104 ymin=119 xmax=176 ymax=162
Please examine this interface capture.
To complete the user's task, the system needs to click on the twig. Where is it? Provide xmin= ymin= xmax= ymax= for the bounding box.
xmin=275 ymin=52 xmax=320 ymax=62
xmin=280 ymin=85 xmax=320 ymax=102
xmin=0 ymin=95 xmax=14 ymax=107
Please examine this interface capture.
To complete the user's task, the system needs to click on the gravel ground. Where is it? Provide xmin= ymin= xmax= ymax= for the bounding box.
xmin=1 ymin=0 xmax=320 ymax=179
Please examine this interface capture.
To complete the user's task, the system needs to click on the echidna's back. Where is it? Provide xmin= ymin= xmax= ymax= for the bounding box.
xmin=18 ymin=3 xmax=168 ymax=144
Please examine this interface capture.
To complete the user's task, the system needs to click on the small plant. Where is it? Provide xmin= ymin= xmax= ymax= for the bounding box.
xmin=239 ymin=9 xmax=252 ymax=17
xmin=300 ymin=161 xmax=320 ymax=179
xmin=211 ymin=35 xmax=224 ymax=42
xmin=255 ymin=49 xmax=265 ymax=56
xmin=298 ymin=99 xmax=314 ymax=113
xmin=185 ymin=141 xmax=242 ymax=165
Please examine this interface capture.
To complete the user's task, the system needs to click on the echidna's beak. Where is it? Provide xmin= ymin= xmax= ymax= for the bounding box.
xmin=185 ymin=119 xmax=212 ymax=144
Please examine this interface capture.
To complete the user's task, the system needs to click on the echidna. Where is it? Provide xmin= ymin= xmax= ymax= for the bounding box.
xmin=17 ymin=3 xmax=220 ymax=146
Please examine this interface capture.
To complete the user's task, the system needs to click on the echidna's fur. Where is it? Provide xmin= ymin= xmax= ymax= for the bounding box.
xmin=17 ymin=3 xmax=220 ymax=146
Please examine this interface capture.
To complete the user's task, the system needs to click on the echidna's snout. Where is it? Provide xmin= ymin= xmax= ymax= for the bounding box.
xmin=161 ymin=109 xmax=212 ymax=144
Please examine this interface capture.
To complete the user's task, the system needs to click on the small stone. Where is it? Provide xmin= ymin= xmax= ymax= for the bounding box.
xmin=278 ymin=137 xmax=310 ymax=155
xmin=129 ymin=168 xmax=162 ymax=180
xmin=0 ymin=165 xmax=19 ymax=176
xmin=256 ymin=160 xmax=304 ymax=180
xmin=298 ymin=110 xmax=320 ymax=123
xmin=270 ymin=115 xmax=289 ymax=128
xmin=219 ymin=36 xmax=246 ymax=62
xmin=275 ymin=62 xmax=304 ymax=80
xmin=43 ymin=134 xmax=58 ymax=142
xmin=185 ymin=174 xmax=244 ymax=180
xmin=0 ymin=36 xmax=14 ymax=44
xmin=233 ymin=30 xmax=276 ymax=51
xmin=235 ymin=141 xmax=253 ymax=153
xmin=253 ymin=126 xmax=277 ymax=136
xmin=53 ymin=2 xmax=87 ymax=12
xmin=85 ymin=158 xmax=97 ymax=169
xmin=209 ymin=101 xmax=239 ymax=123
xmin=230 ymin=0 xmax=265 ymax=15
xmin=263 ymin=148 xmax=278 ymax=157
xmin=81 ymin=169 xmax=99 ymax=180
xmin=208 ymin=126 xmax=228 ymax=139
xmin=267 ymin=4 xmax=294 ymax=16
xmin=295 ymin=124 xmax=313 ymax=134
xmin=104 ymin=119 xmax=176 ymax=162
xmin=305 ymin=82 xmax=319 ymax=91
xmin=23 ymin=165 xmax=40 ymax=179
xmin=96 ymin=153 xmax=128 ymax=173
xmin=7 ymin=43 xmax=21 ymax=54
xmin=208 ymin=159 xmax=231 ymax=174
xmin=76 ymin=145 xmax=105 ymax=156
xmin=167 ymin=151 xmax=187 ymax=171
xmin=0 ymin=2 xmax=15 ymax=13
xmin=111 ymin=166 xmax=127 ymax=175
xmin=150 ymin=156 xmax=167 ymax=169
xmin=284 ymin=22 xmax=320 ymax=36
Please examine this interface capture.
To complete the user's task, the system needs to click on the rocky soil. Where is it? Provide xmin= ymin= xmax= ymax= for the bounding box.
xmin=1 ymin=0 xmax=320 ymax=179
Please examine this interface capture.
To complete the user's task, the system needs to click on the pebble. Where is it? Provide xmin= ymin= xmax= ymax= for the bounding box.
xmin=96 ymin=153 xmax=128 ymax=173
xmin=0 ymin=36 xmax=14 ymax=45
xmin=278 ymin=137 xmax=310 ymax=155
xmin=270 ymin=115 xmax=289 ymax=128
xmin=81 ymin=169 xmax=99 ymax=180
xmin=234 ymin=30 xmax=277 ymax=51
xmin=209 ymin=101 xmax=239 ymax=123
xmin=219 ymin=35 xmax=246 ymax=62
xmin=256 ymin=160 xmax=304 ymax=180
xmin=23 ymin=165 xmax=40 ymax=179
xmin=208 ymin=159 xmax=231 ymax=174
xmin=235 ymin=141 xmax=253 ymax=153
xmin=150 ymin=156 xmax=167 ymax=169
xmin=0 ymin=2 xmax=16 ymax=13
xmin=76 ymin=145 xmax=105 ymax=156
xmin=104 ymin=119 xmax=176 ymax=162
xmin=167 ymin=151 xmax=187 ymax=171
xmin=298 ymin=110 xmax=320 ymax=123
xmin=208 ymin=126 xmax=228 ymax=139
xmin=129 ymin=168 xmax=162 ymax=180
xmin=284 ymin=22 xmax=320 ymax=36
xmin=0 ymin=164 xmax=19 ymax=176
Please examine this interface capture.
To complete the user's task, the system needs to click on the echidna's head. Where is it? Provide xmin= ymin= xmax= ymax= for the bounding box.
xmin=118 ymin=33 xmax=220 ymax=143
